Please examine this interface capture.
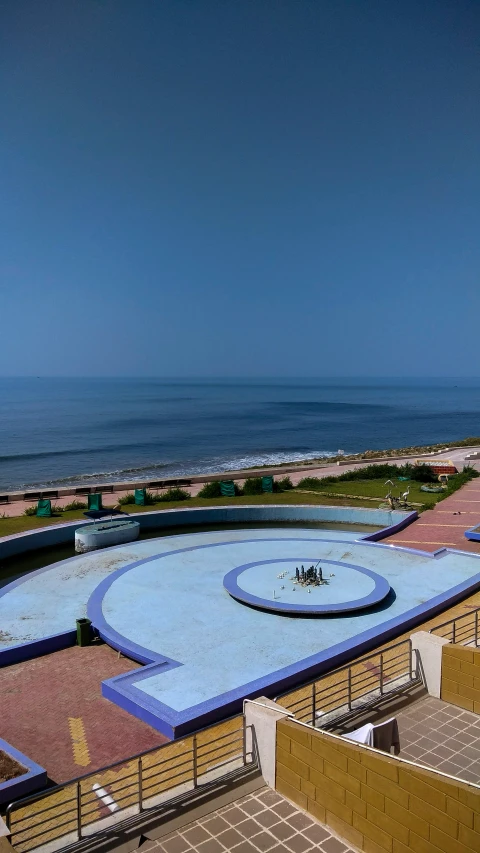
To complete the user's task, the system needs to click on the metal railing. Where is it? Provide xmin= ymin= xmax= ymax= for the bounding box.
xmin=6 ymin=715 xmax=253 ymax=853
xmin=276 ymin=639 xmax=418 ymax=727
xmin=429 ymin=605 xmax=480 ymax=647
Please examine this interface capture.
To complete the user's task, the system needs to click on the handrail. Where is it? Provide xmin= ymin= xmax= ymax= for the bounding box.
xmin=276 ymin=638 xmax=418 ymax=726
xmin=6 ymin=715 xmax=253 ymax=853
xmin=429 ymin=605 xmax=480 ymax=647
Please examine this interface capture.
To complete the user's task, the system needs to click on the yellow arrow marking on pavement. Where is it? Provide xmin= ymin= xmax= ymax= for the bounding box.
xmin=68 ymin=717 xmax=91 ymax=767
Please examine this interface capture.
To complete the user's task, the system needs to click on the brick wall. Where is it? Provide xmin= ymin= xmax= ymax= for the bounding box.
xmin=276 ymin=718 xmax=480 ymax=853
xmin=441 ymin=644 xmax=480 ymax=713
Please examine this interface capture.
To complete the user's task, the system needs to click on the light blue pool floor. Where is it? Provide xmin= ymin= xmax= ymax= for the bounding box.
xmin=2 ymin=528 xmax=480 ymax=730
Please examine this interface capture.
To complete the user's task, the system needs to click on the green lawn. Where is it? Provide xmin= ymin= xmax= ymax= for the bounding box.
xmin=3 ymin=471 xmax=467 ymax=539
xmin=297 ymin=477 xmax=434 ymax=505
xmin=0 ymin=490 xmax=382 ymax=538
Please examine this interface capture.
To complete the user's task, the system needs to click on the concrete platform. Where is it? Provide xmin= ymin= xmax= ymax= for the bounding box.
xmin=0 ymin=644 xmax=166 ymax=783
xmin=2 ymin=523 xmax=480 ymax=738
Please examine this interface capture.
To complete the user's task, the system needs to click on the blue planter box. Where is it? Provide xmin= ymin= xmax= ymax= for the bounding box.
xmin=0 ymin=738 xmax=47 ymax=805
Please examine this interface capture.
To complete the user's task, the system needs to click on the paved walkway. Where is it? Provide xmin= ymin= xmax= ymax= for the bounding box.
xmin=138 ymin=787 xmax=355 ymax=853
xmin=1 ymin=448 xmax=477 ymax=518
xmin=0 ymin=643 xmax=167 ymax=783
xmin=384 ymin=474 xmax=480 ymax=553
xmin=394 ymin=695 xmax=480 ymax=785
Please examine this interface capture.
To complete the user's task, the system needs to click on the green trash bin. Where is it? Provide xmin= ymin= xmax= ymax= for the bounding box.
xmin=135 ymin=488 xmax=146 ymax=505
xmin=261 ymin=476 xmax=274 ymax=493
xmin=76 ymin=618 xmax=92 ymax=646
xmin=36 ymin=499 xmax=52 ymax=517
xmin=88 ymin=493 xmax=103 ymax=511
xmin=220 ymin=480 xmax=236 ymax=497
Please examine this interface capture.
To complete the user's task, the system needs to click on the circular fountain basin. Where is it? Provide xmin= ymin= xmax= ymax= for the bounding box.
xmin=223 ymin=557 xmax=390 ymax=614
xmin=75 ymin=519 xmax=140 ymax=553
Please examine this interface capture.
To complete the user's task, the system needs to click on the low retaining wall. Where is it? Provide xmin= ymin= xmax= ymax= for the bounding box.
xmin=0 ymin=505 xmax=414 ymax=561
xmin=0 ymin=462 xmax=334 ymax=504
xmin=0 ymin=738 xmax=47 ymax=806
xmin=276 ymin=718 xmax=480 ymax=853
xmin=441 ymin=644 xmax=480 ymax=714
xmin=465 ymin=523 xmax=480 ymax=543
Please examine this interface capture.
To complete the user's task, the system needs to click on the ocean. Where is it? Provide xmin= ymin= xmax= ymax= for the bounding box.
xmin=1 ymin=377 xmax=479 ymax=491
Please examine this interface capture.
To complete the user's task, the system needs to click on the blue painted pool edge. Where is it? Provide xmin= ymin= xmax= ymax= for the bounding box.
xmin=99 ymin=563 xmax=480 ymax=739
xmin=465 ymin=524 xmax=480 ymax=542
xmin=0 ymin=630 xmax=77 ymax=667
xmin=0 ymin=738 xmax=47 ymax=805
xmin=0 ymin=506 xmax=415 ymax=668
xmin=223 ymin=557 xmax=391 ymax=614
xmin=4 ymin=505 xmax=480 ymax=739
xmin=88 ymin=540 xmax=480 ymax=738
xmin=362 ymin=509 xmax=418 ymax=541
xmin=0 ymin=505 xmax=416 ymax=560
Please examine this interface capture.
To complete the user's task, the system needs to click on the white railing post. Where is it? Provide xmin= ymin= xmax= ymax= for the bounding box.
xmin=244 ymin=698 xmax=293 ymax=788
xmin=410 ymin=631 xmax=449 ymax=698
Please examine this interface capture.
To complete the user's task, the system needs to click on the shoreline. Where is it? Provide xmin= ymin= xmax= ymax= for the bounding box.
xmin=2 ymin=437 xmax=480 ymax=506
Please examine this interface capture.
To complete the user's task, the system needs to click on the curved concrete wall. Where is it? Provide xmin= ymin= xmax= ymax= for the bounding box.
xmin=0 ymin=505 xmax=416 ymax=562
xmin=75 ymin=520 xmax=140 ymax=552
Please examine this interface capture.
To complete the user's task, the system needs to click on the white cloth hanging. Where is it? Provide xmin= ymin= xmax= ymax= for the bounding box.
xmin=343 ymin=717 xmax=400 ymax=754
xmin=343 ymin=722 xmax=374 ymax=746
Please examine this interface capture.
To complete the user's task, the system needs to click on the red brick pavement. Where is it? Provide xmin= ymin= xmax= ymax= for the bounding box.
xmin=0 ymin=643 xmax=167 ymax=783
xmin=384 ymin=477 xmax=480 ymax=553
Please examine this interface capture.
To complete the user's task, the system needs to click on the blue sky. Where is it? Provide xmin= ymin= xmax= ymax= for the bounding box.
xmin=1 ymin=1 xmax=479 ymax=377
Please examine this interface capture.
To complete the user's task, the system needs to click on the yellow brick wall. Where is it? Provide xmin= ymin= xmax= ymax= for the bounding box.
xmin=276 ymin=718 xmax=480 ymax=853
xmin=441 ymin=644 xmax=480 ymax=713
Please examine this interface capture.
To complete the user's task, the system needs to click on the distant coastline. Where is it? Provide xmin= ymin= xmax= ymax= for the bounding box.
xmin=3 ymin=436 xmax=479 ymax=502
xmin=3 ymin=377 xmax=480 ymax=492
xmin=245 ymin=435 xmax=480 ymax=471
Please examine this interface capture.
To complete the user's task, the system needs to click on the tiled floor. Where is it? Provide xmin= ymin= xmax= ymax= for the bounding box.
xmin=137 ymin=787 xmax=357 ymax=853
xmin=0 ymin=642 xmax=167 ymax=783
xmin=395 ymin=694 xmax=480 ymax=784
xmin=383 ymin=473 xmax=480 ymax=553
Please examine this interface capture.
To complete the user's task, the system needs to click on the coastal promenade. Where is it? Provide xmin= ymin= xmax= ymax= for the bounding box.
xmin=383 ymin=471 xmax=480 ymax=552
xmin=0 ymin=446 xmax=477 ymax=518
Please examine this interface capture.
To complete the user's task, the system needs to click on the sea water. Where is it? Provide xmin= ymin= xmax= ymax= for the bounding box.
xmin=0 ymin=376 xmax=479 ymax=490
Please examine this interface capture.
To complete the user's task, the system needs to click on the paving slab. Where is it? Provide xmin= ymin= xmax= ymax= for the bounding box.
xmin=0 ymin=643 xmax=167 ymax=783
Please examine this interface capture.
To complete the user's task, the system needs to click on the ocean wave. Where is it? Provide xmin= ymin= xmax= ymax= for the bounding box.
xmin=0 ymin=441 xmax=167 ymax=464
xmin=15 ymin=449 xmax=339 ymax=490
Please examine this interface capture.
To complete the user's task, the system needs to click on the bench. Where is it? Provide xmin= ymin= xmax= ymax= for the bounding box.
xmin=0 ymin=495 xmax=9 ymax=505
xmin=23 ymin=490 xmax=58 ymax=501
xmin=101 ymin=485 xmax=114 ymax=494
xmin=75 ymin=487 xmax=91 ymax=496
xmin=148 ymin=479 xmax=192 ymax=490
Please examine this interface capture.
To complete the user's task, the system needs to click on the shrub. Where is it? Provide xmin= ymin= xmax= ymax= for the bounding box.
xmin=336 ymin=464 xmax=406 ymax=481
xmin=24 ymin=504 xmax=64 ymax=516
xmin=118 ymin=490 xmax=158 ymax=505
xmin=157 ymin=488 xmax=191 ymax=502
xmin=436 ymin=467 xmax=479 ymax=503
xmin=299 ymin=462 xmax=443 ymax=489
xmin=198 ymin=481 xmax=222 ymax=498
xmin=242 ymin=477 xmax=264 ymax=495
xmin=297 ymin=477 xmax=323 ymax=489
xmin=118 ymin=493 xmax=135 ymax=505
xmin=408 ymin=464 xmax=437 ymax=483
xmin=64 ymin=500 xmax=87 ymax=511
xmin=276 ymin=476 xmax=293 ymax=490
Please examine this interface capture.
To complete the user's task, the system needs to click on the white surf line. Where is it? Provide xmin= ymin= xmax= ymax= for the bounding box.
xmin=92 ymin=782 xmax=119 ymax=813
